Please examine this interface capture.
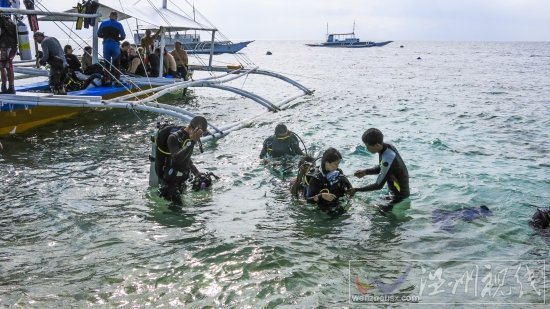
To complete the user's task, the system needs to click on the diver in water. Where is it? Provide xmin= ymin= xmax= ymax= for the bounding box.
xmin=156 ymin=116 xmax=208 ymax=206
xmin=530 ymin=208 xmax=550 ymax=230
xmin=432 ymin=205 xmax=492 ymax=232
xmin=259 ymin=123 xmax=305 ymax=161
xmin=305 ymin=148 xmax=354 ymax=217
xmin=349 ymin=128 xmax=410 ymax=212
xmin=290 ymin=155 xmax=316 ymax=198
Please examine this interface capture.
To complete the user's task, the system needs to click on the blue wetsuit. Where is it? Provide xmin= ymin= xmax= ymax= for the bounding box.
xmin=97 ymin=18 xmax=125 ymax=78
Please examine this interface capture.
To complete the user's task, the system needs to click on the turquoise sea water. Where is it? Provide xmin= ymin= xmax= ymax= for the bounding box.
xmin=1 ymin=41 xmax=549 ymax=307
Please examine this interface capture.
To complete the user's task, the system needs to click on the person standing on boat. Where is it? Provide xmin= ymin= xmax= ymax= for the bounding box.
xmin=349 ymin=128 xmax=410 ymax=212
xmin=140 ymin=28 xmax=162 ymax=55
xmin=158 ymin=116 xmax=208 ymax=206
xmin=0 ymin=14 xmax=18 ymax=94
xmin=171 ymin=41 xmax=189 ymax=80
xmin=259 ymin=123 xmax=305 ymax=161
xmin=33 ymin=32 xmax=68 ymax=95
xmin=97 ymin=11 xmax=125 ymax=83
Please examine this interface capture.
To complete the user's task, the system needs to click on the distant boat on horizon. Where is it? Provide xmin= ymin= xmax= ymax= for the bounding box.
xmin=305 ymin=22 xmax=392 ymax=48
xmin=134 ymin=32 xmax=253 ymax=54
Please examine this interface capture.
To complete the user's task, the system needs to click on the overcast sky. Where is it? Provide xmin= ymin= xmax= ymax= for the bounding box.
xmin=44 ymin=0 xmax=550 ymax=41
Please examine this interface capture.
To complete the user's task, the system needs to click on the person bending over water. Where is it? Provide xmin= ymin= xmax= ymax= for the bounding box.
xmin=349 ymin=128 xmax=410 ymax=212
xmin=305 ymin=148 xmax=354 ymax=217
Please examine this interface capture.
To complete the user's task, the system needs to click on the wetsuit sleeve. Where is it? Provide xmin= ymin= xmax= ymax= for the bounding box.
xmin=40 ymin=42 xmax=50 ymax=64
xmin=340 ymin=175 xmax=353 ymax=191
xmin=259 ymin=137 xmax=270 ymax=159
xmin=97 ymin=22 xmax=105 ymax=38
xmin=364 ymin=165 xmax=380 ymax=175
xmin=117 ymin=22 xmax=126 ymax=41
xmin=290 ymin=136 xmax=304 ymax=155
xmin=167 ymin=133 xmax=195 ymax=171
xmin=356 ymin=151 xmax=396 ymax=192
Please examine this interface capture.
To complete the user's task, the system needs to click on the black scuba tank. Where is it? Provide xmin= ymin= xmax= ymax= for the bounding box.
xmin=149 ymin=123 xmax=182 ymax=187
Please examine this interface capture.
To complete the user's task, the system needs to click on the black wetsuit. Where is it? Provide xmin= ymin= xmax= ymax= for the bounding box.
xmin=158 ymin=129 xmax=199 ymax=205
xmin=356 ymin=143 xmax=410 ymax=211
xmin=305 ymin=167 xmax=352 ymax=217
xmin=259 ymin=134 xmax=304 ymax=159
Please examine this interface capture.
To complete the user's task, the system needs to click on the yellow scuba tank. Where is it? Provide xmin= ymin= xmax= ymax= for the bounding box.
xmin=17 ymin=20 xmax=32 ymax=60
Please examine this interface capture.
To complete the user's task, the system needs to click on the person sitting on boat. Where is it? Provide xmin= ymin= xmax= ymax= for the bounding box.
xmin=259 ymin=123 xmax=305 ymax=161
xmin=162 ymin=48 xmax=177 ymax=77
xmin=171 ymin=41 xmax=189 ymax=80
xmin=97 ymin=11 xmax=125 ymax=82
xmin=305 ymin=147 xmax=354 ymax=217
xmin=81 ymin=46 xmax=92 ymax=72
xmin=64 ymin=45 xmax=82 ymax=73
xmin=157 ymin=116 xmax=208 ymax=206
xmin=147 ymin=48 xmax=161 ymax=77
xmin=119 ymin=41 xmax=131 ymax=73
xmin=33 ymin=32 xmax=68 ymax=95
xmin=349 ymin=128 xmax=410 ymax=212
xmin=140 ymin=28 xmax=162 ymax=55
xmin=128 ymin=47 xmax=148 ymax=76
xmin=0 ymin=14 xmax=18 ymax=94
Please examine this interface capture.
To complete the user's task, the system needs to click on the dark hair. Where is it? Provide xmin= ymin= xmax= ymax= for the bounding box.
xmin=33 ymin=31 xmax=44 ymax=38
xmin=154 ymin=48 xmax=161 ymax=54
xmin=362 ymin=128 xmax=384 ymax=146
xmin=320 ymin=147 xmax=342 ymax=173
xmin=530 ymin=208 xmax=550 ymax=229
xmin=64 ymin=45 xmax=72 ymax=53
xmin=298 ymin=155 xmax=315 ymax=169
xmin=110 ymin=11 xmax=118 ymax=18
xmin=121 ymin=41 xmax=130 ymax=47
xmin=84 ymin=46 xmax=92 ymax=52
xmin=189 ymin=116 xmax=207 ymax=131
xmin=274 ymin=123 xmax=288 ymax=136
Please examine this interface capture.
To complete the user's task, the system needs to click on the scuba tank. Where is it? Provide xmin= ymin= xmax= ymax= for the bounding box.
xmin=149 ymin=122 xmax=183 ymax=187
xmin=16 ymin=20 xmax=31 ymax=60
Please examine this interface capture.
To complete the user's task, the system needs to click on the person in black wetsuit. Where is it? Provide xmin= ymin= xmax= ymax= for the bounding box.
xmin=305 ymin=148 xmax=354 ymax=217
xmin=158 ymin=116 xmax=207 ymax=206
xmin=259 ymin=123 xmax=304 ymax=160
xmin=350 ymin=128 xmax=410 ymax=212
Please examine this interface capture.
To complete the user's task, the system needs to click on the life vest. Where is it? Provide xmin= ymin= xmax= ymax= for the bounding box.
xmin=308 ymin=167 xmax=352 ymax=206
xmin=265 ymin=134 xmax=299 ymax=157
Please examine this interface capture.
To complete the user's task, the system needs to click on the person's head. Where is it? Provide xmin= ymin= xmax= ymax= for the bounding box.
xmin=121 ymin=41 xmax=130 ymax=51
xmin=137 ymin=47 xmax=145 ymax=56
xmin=33 ymin=31 xmax=45 ymax=43
xmin=175 ymin=41 xmax=183 ymax=49
xmin=530 ymin=208 xmax=550 ymax=229
xmin=83 ymin=46 xmax=92 ymax=55
xmin=128 ymin=47 xmax=136 ymax=57
xmin=274 ymin=123 xmax=289 ymax=138
xmin=362 ymin=128 xmax=384 ymax=153
xmin=154 ymin=48 xmax=161 ymax=55
xmin=145 ymin=29 xmax=152 ymax=37
xmin=321 ymin=147 xmax=342 ymax=173
xmin=64 ymin=44 xmax=73 ymax=54
xmin=188 ymin=116 xmax=208 ymax=132
xmin=109 ymin=11 xmax=118 ymax=20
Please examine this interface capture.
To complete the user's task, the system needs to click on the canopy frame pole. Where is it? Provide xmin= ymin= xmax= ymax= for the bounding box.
xmin=208 ymin=30 xmax=215 ymax=67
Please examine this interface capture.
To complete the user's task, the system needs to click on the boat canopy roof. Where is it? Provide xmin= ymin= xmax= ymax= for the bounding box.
xmin=38 ymin=1 xmax=216 ymax=32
